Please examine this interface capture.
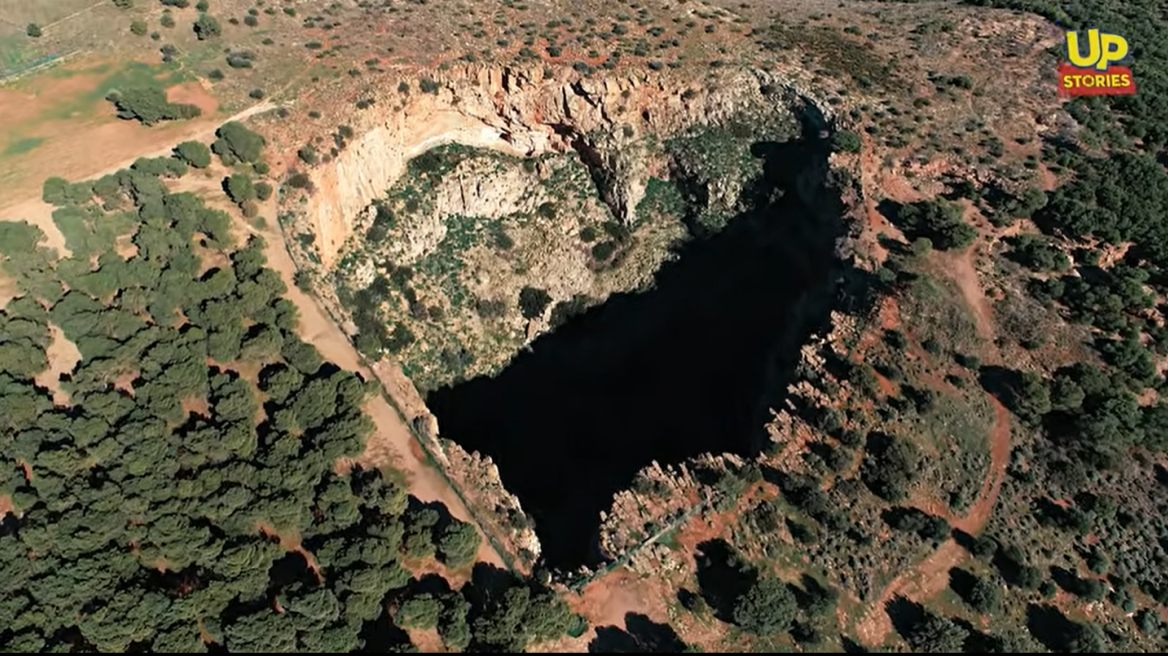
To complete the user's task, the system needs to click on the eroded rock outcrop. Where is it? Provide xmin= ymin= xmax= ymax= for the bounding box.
xmin=298 ymin=64 xmax=833 ymax=269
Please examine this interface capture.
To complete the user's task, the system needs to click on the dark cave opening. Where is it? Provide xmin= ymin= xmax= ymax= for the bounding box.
xmin=426 ymin=133 xmax=849 ymax=572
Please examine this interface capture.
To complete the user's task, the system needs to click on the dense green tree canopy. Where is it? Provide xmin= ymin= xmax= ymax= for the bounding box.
xmin=174 ymin=141 xmax=213 ymax=169
xmin=107 ymin=87 xmax=202 ymax=126
xmin=0 ymin=133 xmax=572 ymax=653
xmin=732 ymin=575 xmax=797 ymax=635
xmin=211 ymin=122 xmax=266 ymax=166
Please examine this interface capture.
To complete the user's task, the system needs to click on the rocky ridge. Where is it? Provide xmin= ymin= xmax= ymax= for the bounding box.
xmin=293 ymin=63 xmax=834 ymax=269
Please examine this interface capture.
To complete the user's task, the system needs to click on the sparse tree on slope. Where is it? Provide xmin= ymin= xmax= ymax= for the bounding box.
xmin=193 ymin=13 xmax=221 ymax=40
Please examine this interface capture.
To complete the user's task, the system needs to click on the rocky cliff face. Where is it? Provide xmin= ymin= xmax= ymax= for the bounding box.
xmin=300 ymin=63 xmax=833 ymax=269
xmin=282 ymin=63 xmax=842 ymax=574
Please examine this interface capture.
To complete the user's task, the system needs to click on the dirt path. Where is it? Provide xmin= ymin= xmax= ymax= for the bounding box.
xmin=858 ymin=131 xmax=891 ymax=264
xmin=529 ymin=566 xmax=670 ymax=652
xmin=0 ymin=100 xmax=276 ymax=258
xmin=855 ymin=395 xmax=1010 ymax=646
xmin=943 ymin=246 xmax=995 ymax=342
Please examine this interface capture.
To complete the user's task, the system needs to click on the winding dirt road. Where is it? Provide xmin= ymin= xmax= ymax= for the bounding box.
xmin=854 ymin=396 xmax=1010 ymax=645
xmin=853 ymin=156 xmax=1013 ymax=647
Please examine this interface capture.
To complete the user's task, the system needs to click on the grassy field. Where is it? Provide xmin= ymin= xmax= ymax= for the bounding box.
xmin=0 ymin=0 xmax=297 ymax=203
xmin=0 ymin=0 xmax=100 ymax=27
xmin=0 ymin=57 xmax=205 ymax=186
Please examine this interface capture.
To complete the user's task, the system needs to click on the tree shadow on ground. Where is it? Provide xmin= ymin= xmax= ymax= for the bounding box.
xmin=886 ymin=595 xmax=925 ymax=644
xmin=694 ymin=539 xmax=757 ymax=623
xmin=877 ymin=199 xmax=905 ymax=224
xmin=404 ymin=495 xmax=460 ymax=539
xmin=1025 ymin=603 xmax=1079 ymax=652
xmin=947 ymin=567 xmax=978 ymax=600
xmin=676 ymin=588 xmax=702 ymax=612
xmin=952 ymin=616 xmax=996 ymax=652
xmin=406 ymin=572 xmax=453 ymax=598
xmin=587 ymin=613 xmax=687 ymax=653
xmin=791 ymin=573 xmax=832 ymax=611
xmin=841 ymin=636 xmax=871 ymax=653
xmin=951 ymin=528 xmax=978 ymax=552
xmin=461 ymin=561 xmax=521 ymax=614
xmin=977 ymin=365 xmax=1024 ymax=409
xmin=877 ymin=233 xmax=911 ymax=256
xmin=1050 ymin=564 xmax=1092 ymax=596
xmin=360 ymin=604 xmax=414 ymax=653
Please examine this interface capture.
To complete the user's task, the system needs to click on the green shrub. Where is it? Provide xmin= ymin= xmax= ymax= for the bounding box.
xmin=211 ymin=121 xmax=266 ymax=164
xmin=174 ymin=141 xmax=212 ymax=168
xmin=518 ymin=286 xmax=552 ymax=320
xmin=396 ymin=595 xmax=442 ymax=630
xmin=226 ymin=173 xmax=256 ymax=204
xmin=591 ymin=241 xmax=617 ymax=260
xmin=194 ymin=13 xmax=221 ymax=39
xmin=831 ymin=129 xmax=862 ymax=153
xmin=108 ymin=87 xmax=202 ymax=125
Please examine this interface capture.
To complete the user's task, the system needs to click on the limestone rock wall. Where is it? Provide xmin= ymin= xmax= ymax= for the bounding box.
xmin=299 ymin=64 xmax=833 ymax=268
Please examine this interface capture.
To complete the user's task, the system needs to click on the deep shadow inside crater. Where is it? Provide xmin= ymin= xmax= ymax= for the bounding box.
xmin=426 ymin=134 xmax=848 ymax=571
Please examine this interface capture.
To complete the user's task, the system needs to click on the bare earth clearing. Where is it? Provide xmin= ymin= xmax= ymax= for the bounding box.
xmin=33 ymin=322 xmax=82 ymax=408
xmin=0 ymin=58 xmax=222 ymax=200
xmin=0 ymin=98 xmax=277 ymax=258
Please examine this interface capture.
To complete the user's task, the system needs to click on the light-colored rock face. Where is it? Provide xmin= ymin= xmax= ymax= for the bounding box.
xmin=302 ymin=64 xmax=829 ymax=269
xmin=311 ymin=113 xmax=530 ymax=269
xmin=379 ymin=157 xmax=549 ymax=265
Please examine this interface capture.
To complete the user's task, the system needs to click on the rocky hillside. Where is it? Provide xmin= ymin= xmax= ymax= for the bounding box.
xmin=276 ymin=62 xmax=849 ymax=573
xmin=287 ymin=64 xmax=833 ymax=270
